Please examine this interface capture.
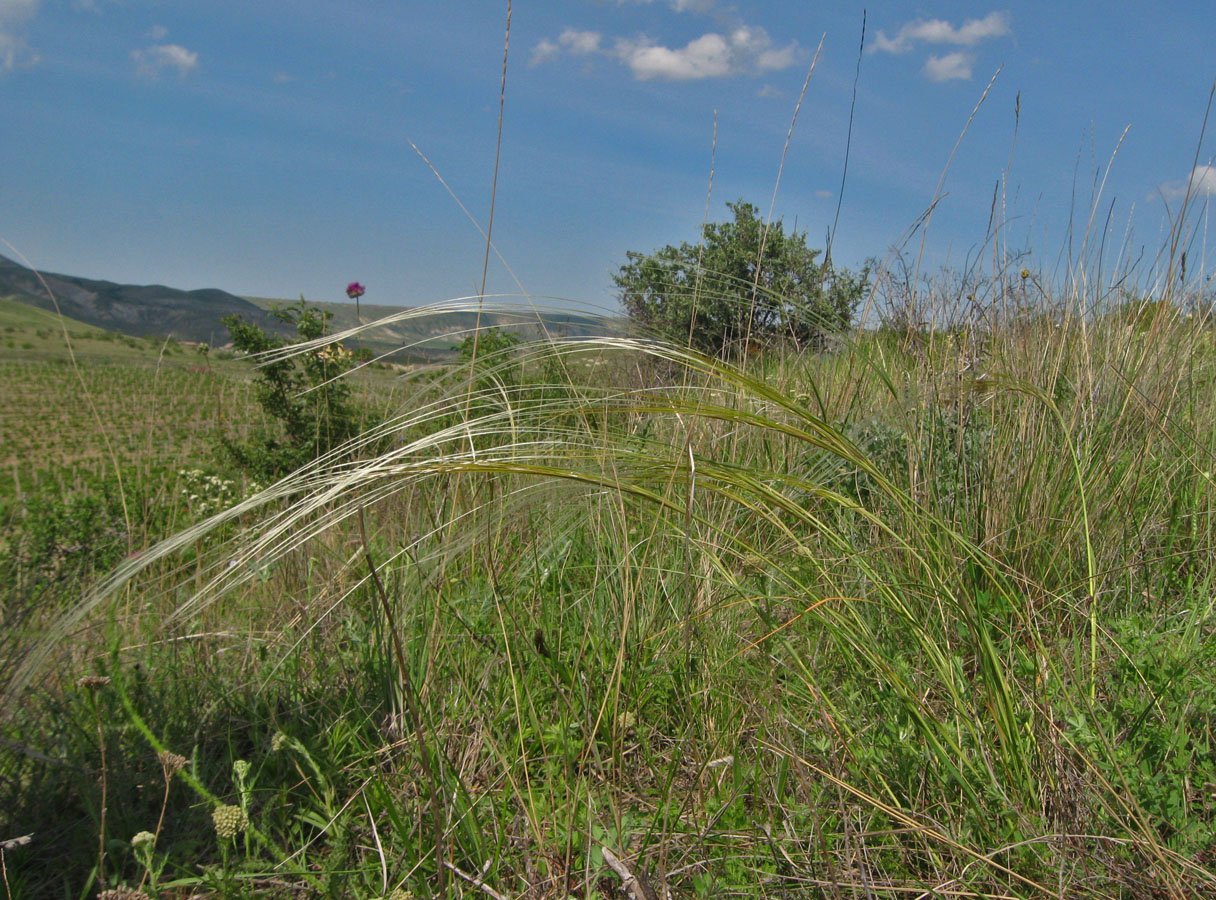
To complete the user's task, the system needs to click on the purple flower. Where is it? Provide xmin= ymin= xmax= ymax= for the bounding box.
xmin=346 ymin=282 xmax=365 ymax=299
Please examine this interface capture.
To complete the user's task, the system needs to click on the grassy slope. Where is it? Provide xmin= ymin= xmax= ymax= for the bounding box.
xmin=0 ymin=299 xmax=412 ymax=497
xmin=244 ymin=295 xmax=619 ymax=363
xmin=0 ymin=300 xmax=268 ymax=497
xmin=3 ymin=297 xmax=1216 ymax=899
xmin=0 ymin=295 xmax=109 ymax=338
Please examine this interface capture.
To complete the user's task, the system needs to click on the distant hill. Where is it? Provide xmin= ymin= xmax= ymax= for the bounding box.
xmin=245 ymin=298 xmax=618 ymax=363
xmin=0 ymin=295 xmax=110 ymax=338
xmin=0 ymin=254 xmax=292 ymax=345
xmin=0 ymin=254 xmax=620 ymax=362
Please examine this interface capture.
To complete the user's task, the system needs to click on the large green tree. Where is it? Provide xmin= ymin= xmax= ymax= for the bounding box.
xmin=614 ymin=200 xmax=867 ymax=358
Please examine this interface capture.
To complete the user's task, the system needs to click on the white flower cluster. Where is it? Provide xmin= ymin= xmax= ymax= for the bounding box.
xmin=177 ymin=468 xmax=253 ymax=517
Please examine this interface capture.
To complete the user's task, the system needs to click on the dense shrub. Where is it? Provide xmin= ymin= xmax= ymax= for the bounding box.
xmin=614 ymin=199 xmax=868 ymax=358
xmin=222 ymin=299 xmax=364 ymax=479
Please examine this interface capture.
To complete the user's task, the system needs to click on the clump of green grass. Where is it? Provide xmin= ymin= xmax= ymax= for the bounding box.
xmin=5 ymin=267 xmax=1216 ymax=898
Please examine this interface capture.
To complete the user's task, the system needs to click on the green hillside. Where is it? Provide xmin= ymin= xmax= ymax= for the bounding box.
xmin=243 ymin=296 xmax=619 ymax=363
xmin=0 ymin=253 xmax=293 ymax=345
xmin=0 ymin=294 xmax=106 ymax=337
xmin=0 ymin=252 xmax=619 ymax=364
xmin=0 ymin=296 xmax=189 ymax=362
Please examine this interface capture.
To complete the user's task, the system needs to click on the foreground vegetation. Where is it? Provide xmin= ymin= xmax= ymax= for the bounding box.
xmin=2 ymin=264 xmax=1216 ymax=899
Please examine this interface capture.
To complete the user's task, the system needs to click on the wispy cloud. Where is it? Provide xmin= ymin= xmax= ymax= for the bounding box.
xmin=1160 ymin=164 xmax=1216 ymax=201
xmin=871 ymin=12 xmax=1011 ymax=54
xmin=0 ymin=0 xmax=38 ymax=20
xmin=534 ymin=22 xmax=798 ymax=81
xmin=924 ymin=51 xmax=974 ymax=82
xmin=0 ymin=0 xmax=40 ymax=72
xmin=132 ymin=42 xmax=199 ymax=79
xmin=0 ymin=29 xmax=36 ymax=69
xmin=147 ymin=24 xmax=168 ymax=40
xmin=530 ymin=38 xmax=559 ymax=67
xmin=560 ymin=28 xmax=602 ymax=55
xmin=617 ymin=0 xmax=717 ymax=11
xmin=869 ymin=12 xmax=1009 ymax=83
xmin=530 ymin=28 xmax=602 ymax=67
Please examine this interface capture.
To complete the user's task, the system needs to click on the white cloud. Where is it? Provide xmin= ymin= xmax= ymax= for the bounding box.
xmin=533 ymin=17 xmax=797 ymax=81
xmin=529 ymin=37 xmax=559 ymax=66
xmin=1193 ymin=164 xmax=1216 ymax=195
xmin=1160 ymin=164 xmax=1216 ymax=201
xmin=132 ymin=42 xmax=198 ymax=79
xmin=924 ymin=51 xmax=974 ymax=82
xmin=0 ymin=0 xmax=39 ymax=72
xmin=531 ymin=29 xmax=600 ymax=67
xmin=757 ymin=83 xmax=780 ymax=98
xmin=728 ymin=26 xmax=767 ymax=56
xmin=757 ymin=44 xmax=797 ymax=71
xmin=813 ymin=189 xmax=834 ymax=199
xmin=147 ymin=24 xmax=168 ymax=40
xmin=617 ymin=0 xmax=717 ymax=10
xmin=871 ymin=12 xmax=1010 ymax=53
xmin=0 ymin=29 xmax=36 ymax=69
xmin=870 ymin=12 xmax=1007 ymax=83
xmin=0 ymin=0 xmax=39 ymax=22
xmin=614 ymin=26 xmax=797 ymax=80
xmin=559 ymin=28 xmax=601 ymax=55
xmin=615 ymin=32 xmax=731 ymax=79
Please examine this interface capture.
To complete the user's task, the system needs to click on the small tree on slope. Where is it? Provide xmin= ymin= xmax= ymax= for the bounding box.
xmin=614 ymin=199 xmax=868 ymax=359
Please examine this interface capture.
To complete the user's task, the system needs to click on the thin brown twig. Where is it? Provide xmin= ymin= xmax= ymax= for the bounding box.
xmin=91 ymin=692 xmax=108 ymax=890
xmin=443 ymin=860 xmax=511 ymax=900
xmin=602 ymin=846 xmax=661 ymax=900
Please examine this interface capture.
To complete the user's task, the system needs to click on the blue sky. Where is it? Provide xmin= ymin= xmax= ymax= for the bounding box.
xmin=1 ymin=1 xmax=1213 ymax=312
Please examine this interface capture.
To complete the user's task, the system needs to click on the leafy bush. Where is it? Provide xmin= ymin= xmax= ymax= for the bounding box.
xmin=459 ymin=326 xmax=521 ymax=391
xmin=222 ymin=299 xmax=364 ymax=479
xmin=614 ymin=199 xmax=868 ymax=358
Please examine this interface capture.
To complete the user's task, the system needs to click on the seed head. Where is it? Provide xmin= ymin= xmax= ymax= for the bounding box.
xmin=97 ymin=889 xmax=151 ymax=900
xmin=211 ymin=804 xmax=248 ymax=840
xmin=158 ymin=750 xmax=188 ymax=776
xmin=77 ymin=675 xmax=111 ymax=690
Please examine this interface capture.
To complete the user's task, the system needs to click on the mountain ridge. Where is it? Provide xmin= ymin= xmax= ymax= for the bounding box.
xmin=0 ymin=253 xmax=292 ymax=344
xmin=0 ymin=255 xmax=619 ymax=362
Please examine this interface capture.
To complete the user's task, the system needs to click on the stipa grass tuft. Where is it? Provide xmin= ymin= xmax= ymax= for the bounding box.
xmin=5 ymin=287 xmax=1216 ymax=898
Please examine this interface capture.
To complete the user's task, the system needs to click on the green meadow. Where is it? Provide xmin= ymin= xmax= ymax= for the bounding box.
xmin=2 ymin=264 xmax=1215 ymax=900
